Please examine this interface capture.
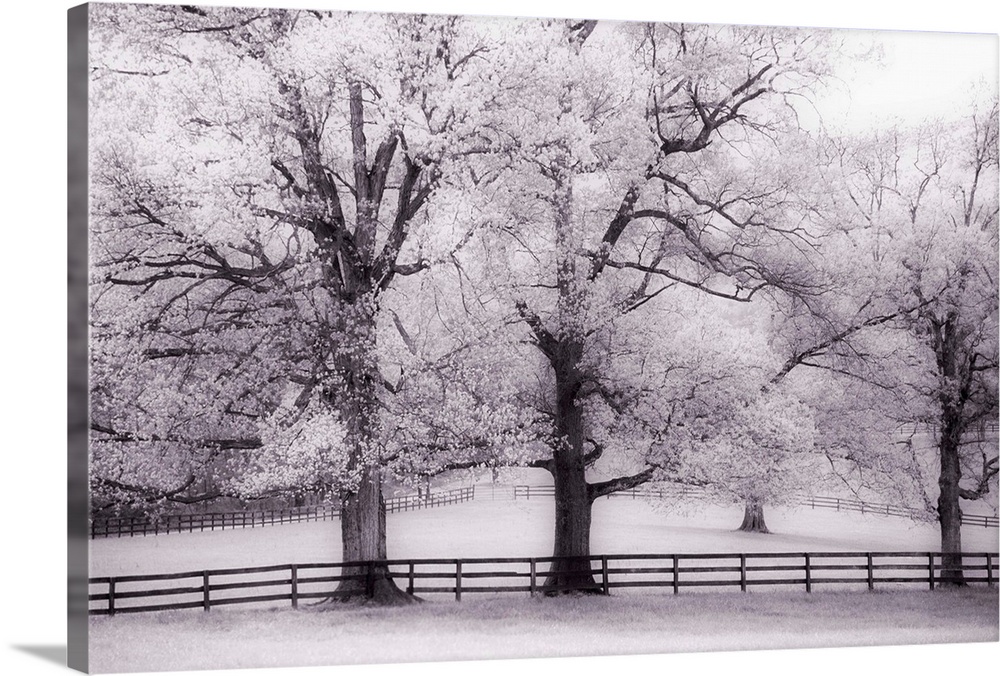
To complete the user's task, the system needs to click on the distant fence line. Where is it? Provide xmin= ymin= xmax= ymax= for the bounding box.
xmin=90 ymin=486 xmax=475 ymax=539
xmin=514 ymin=484 xmax=708 ymax=501
xmin=92 ymin=482 xmax=998 ymax=538
xmin=88 ymin=550 xmax=998 ymax=616
xmin=800 ymin=495 xmax=998 ymax=529
xmin=897 ymin=422 xmax=999 ymax=436
xmin=512 ymin=485 xmax=1000 ymax=529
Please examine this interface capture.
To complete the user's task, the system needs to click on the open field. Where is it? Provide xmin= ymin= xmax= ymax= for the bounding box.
xmin=89 ymin=484 xmax=999 ymax=672
xmin=90 ymin=496 xmax=1000 ymax=577
xmin=88 ymin=588 xmax=999 ymax=673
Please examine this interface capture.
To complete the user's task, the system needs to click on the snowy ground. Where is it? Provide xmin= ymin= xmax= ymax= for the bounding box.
xmin=88 ymin=496 xmax=999 ymax=673
xmin=88 ymin=589 xmax=998 ymax=673
xmin=90 ymin=494 xmax=1000 ymax=576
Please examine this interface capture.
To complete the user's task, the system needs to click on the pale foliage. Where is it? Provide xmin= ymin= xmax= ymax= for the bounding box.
xmin=87 ymin=5 xmax=996 ymax=524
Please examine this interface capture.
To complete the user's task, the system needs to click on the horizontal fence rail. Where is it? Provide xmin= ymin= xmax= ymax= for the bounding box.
xmin=800 ymin=495 xmax=999 ymax=528
xmin=90 ymin=487 xmax=476 ymax=539
xmin=514 ymin=484 xmax=709 ymax=501
xmin=512 ymin=485 xmax=999 ymax=529
xmin=89 ymin=551 xmax=998 ymax=616
xmin=897 ymin=422 xmax=999 ymax=436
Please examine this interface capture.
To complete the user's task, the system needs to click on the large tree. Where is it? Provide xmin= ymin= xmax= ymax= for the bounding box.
xmin=824 ymin=102 xmax=999 ymax=581
xmin=89 ymin=5 xmax=513 ymax=601
xmin=460 ymin=20 xmax=838 ymax=590
xmin=899 ymin=105 xmax=999 ymax=582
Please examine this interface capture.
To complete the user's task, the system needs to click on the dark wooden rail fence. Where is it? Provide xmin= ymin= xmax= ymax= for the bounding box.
xmin=89 ymin=551 xmax=998 ymax=616
xmin=513 ymin=484 xmax=708 ymax=501
xmin=512 ymin=485 xmax=999 ymax=528
xmin=385 ymin=486 xmax=475 ymax=513
xmin=897 ymin=422 xmax=1000 ymax=436
xmin=90 ymin=484 xmax=997 ymax=538
xmin=799 ymin=496 xmax=998 ymax=528
xmin=799 ymin=494 xmax=995 ymax=527
xmin=90 ymin=486 xmax=476 ymax=539
xmin=90 ymin=506 xmax=342 ymax=540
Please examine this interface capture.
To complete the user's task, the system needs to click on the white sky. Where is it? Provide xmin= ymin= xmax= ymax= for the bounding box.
xmin=815 ymin=30 xmax=998 ymax=131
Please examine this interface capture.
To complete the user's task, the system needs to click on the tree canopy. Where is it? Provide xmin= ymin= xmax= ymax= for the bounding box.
xmin=88 ymin=4 xmax=998 ymax=596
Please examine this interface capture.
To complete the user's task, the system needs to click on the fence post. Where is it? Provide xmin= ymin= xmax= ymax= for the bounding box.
xmin=866 ymin=553 xmax=874 ymax=591
xmin=987 ymin=554 xmax=994 ymax=589
xmin=740 ymin=554 xmax=747 ymax=592
xmin=108 ymin=579 xmax=116 ymax=616
xmin=672 ymin=555 xmax=679 ymax=594
xmin=804 ymin=554 xmax=811 ymax=593
xmin=203 ymin=571 xmax=211 ymax=611
xmin=290 ymin=564 xmax=299 ymax=609
xmin=408 ymin=562 xmax=415 ymax=595
xmin=529 ymin=559 xmax=537 ymax=597
xmin=601 ymin=555 xmax=609 ymax=595
xmin=928 ymin=553 xmax=935 ymax=590
xmin=455 ymin=561 xmax=463 ymax=601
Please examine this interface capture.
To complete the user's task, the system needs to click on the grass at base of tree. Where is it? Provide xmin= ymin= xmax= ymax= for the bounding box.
xmin=88 ymin=588 xmax=998 ymax=673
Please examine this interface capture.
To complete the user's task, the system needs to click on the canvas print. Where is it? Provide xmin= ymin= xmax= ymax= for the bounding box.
xmin=70 ymin=2 xmax=998 ymax=673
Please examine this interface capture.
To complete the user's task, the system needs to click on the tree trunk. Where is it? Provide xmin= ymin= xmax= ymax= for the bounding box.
xmin=539 ymin=108 xmax=601 ymax=595
xmin=937 ymin=416 xmax=966 ymax=586
xmin=546 ymin=458 xmax=600 ymax=594
xmin=738 ymin=499 xmax=770 ymax=533
xmin=932 ymin=316 xmax=969 ymax=587
xmin=336 ymin=465 xmax=415 ymax=603
xmin=543 ymin=337 xmax=600 ymax=594
xmin=328 ymin=301 xmax=413 ymax=604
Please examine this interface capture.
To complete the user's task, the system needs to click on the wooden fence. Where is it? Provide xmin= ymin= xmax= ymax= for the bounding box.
xmin=801 ymin=495 xmax=999 ymax=528
xmin=514 ymin=484 xmax=707 ymax=501
xmin=88 ymin=551 xmax=998 ymax=616
xmin=91 ymin=483 xmax=997 ymax=538
xmin=897 ymin=422 xmax=999 ymax=436
xmin=90 ymin=486 xmax=476 ymax=539
xmin=512 ymin=485 xmax=1000 ymax=529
